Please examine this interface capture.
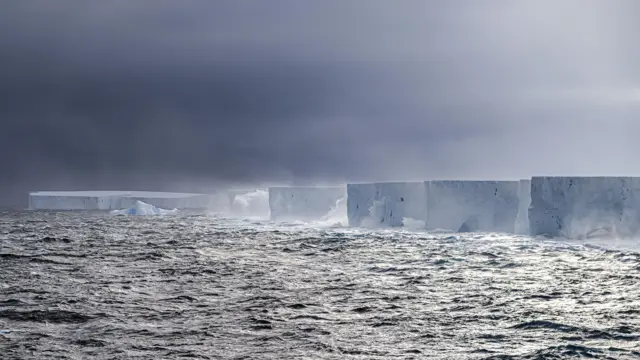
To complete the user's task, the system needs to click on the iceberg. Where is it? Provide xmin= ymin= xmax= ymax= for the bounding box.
xmin=347 ymin=182 xmax=426 ymax=228
xmin=268 ymin=186 xmax=346 ymax=221
xmin=346 ymin=183 xmax=376 ymax=227
xmin=28 ymin=191 xmax=214 ymax=211
xmin=529 ymin=176 xmax=640 ymax=238
xmin=110 ymin=200 xmax=178 ymax=216
xmin=425 ymin=180 xmax=519 ymax=233
xmin=28 ymin=191 xmax=123 ymax=210
xmin=514 ymin=179 xmax=532 ymax=235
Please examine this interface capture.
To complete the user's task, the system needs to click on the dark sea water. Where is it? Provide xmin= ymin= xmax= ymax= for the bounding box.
xmin=1 ymin=211 xmax=640 ymax=359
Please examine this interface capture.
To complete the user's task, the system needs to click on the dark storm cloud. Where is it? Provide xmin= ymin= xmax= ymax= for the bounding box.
xmin=1 ymin=0 xmax=640 ymax=206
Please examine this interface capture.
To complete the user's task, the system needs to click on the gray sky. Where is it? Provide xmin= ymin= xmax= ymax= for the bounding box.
xmin=1 ymin=0 xmax=640 ymax=206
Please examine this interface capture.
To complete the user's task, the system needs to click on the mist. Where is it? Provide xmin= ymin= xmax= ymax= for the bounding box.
xmin=1 ymin=0 xmax=639 ymax=207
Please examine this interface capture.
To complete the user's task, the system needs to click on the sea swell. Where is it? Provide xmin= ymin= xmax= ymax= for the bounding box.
xmin=1 ymin=211 xmax=639 ymax=359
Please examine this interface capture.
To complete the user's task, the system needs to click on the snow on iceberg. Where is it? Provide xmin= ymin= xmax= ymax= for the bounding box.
xmin=110 ymin=201 xmax=178 ymax=216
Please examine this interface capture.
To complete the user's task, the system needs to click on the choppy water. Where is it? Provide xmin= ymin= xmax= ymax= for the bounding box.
xmin=1 ymin=211 xmax=640 ymax=359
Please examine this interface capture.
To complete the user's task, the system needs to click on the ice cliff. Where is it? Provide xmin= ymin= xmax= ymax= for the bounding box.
xmin=514 ymin=179 xmax=532 ymax=235
xmin=529 ymin=176 xmax=640 ymax=238
xmin=425 ymin=181 xmax=519 ymax=233
xmin=268 ymin=186 xmax=346 ymax=221
xmin=347 ymin=182 xmax=426 ymax=228
xmin=28 ymin=191 xmax=214 ymax=211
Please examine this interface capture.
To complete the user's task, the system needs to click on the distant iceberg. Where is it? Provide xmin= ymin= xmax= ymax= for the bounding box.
xmin=110 ymin=201 xmax=179 ymax=216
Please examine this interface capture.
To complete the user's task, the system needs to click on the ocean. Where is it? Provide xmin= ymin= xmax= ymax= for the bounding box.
xmin=1 ymin=211 xmax=639 ymax=359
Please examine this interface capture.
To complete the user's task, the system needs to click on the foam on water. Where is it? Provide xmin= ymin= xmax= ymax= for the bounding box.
xmin=402 ymin=217 xmax=426 ymax=230
xmin=110 ymin=200 xmax=178 ymax=216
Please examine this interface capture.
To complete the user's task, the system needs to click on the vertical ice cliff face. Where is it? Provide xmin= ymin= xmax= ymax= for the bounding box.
xmin=346 ymin=182 xmax=426 ymax=228
xmin=347 ymin=183 xmax=376 ymax=227
xmin=268 ymin=186 xmax=346 ymax=221
xmin=29 ymin=192 xmax=126 ymax=210
xmin=514 ymin=179 xmax=532 ymax=235
xmin=118 ymin=193 xmax=214 ymax=209
xmin=529 ymin=177 xmax=640 ymax=239
xmin=28 ymin=191 xmax=215 ymax=210
xmin=425 ymin=181 xmax=519 ymax=233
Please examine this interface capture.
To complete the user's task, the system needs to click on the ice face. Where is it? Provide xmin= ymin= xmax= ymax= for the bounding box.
xmin=268 ymin=186 xmax=346 ymax=221
xmin=346 ymin=183 xmax=376 ymax=227
xmin=425 ymin=180 xmax=519 ymax=233
xmin=347 ymin=182 xmax=426 ymax=228
xmin=28 ymin=191 xmax=214 ymax=210
xmin=514 ymin=179 xmax=532 ymax=235
xmin=228 ymin=189 xmax=270 ymax=217
xmin=529 ymin=177 xmax=640 ymax=239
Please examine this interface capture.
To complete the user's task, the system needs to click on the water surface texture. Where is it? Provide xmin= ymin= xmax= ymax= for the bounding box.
xmin=1 ymin=211 xmax=639 ymax=359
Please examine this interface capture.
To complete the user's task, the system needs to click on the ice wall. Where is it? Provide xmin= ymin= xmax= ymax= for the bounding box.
xmin=118 ymin=192 xmax=213 ymax=209
xmin=528 ymin=177 xmax=640 ymax=238
xmin=29 ymin=191 xmax=125 ymax=210
xmin=28 ymin=191 xmax=214 ymax=210
xmin=268 ymin=186 xmax=346 ymax=221
xmin=425 ymin=181 xmax=519 ymax=233
xmin=346 ymin=183 xmax=376 ymax=227
xmin=514 ymin=179 xmax=532 ymax=235
xmin=346 ymin=182 xmax=426 ymax=228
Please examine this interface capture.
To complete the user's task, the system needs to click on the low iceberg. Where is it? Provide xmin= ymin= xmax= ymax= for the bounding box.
xmin=110 ymin=201 xmax=178 ymax=216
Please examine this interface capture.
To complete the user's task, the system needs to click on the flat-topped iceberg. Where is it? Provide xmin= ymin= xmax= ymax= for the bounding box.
xmin=425 ymin=180 xmax=519 ymax=233
xmin=28 ymin=191 xmax=214 ymax=210
xmin=110 ymin=201 xmax=178 ymax=216
xmin=268 ymin=186 xmax=346 ymax=221
xmin=347 ymin=182 xmax=426 ymax=228
xmin=529 ymin=176 xmax=640 ymax=238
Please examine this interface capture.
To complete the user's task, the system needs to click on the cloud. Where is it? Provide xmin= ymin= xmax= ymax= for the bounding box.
xmin=0 ymin=0 xmax=639 ymax=206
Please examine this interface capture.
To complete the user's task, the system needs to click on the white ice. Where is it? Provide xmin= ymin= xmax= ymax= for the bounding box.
xmin=28 ymin=191 xmax=213 ymax=210
xmin=529 ymin=176 xmax=640 ymax=239
xmin=347 ymin=182 xmax=426 ymax=228
xmin=425 ymin=180 xmax=519 ymax=233
xmin=268 ymin=186 xmax=346 ymax=221
xmin=514 ymin=179 xmax=532 ymax=235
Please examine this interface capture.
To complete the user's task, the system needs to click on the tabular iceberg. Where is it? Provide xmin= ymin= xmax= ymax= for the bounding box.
xmin=425 ymin=181 xmax=519 ymax=233
xmin=528 ymin=176 xmax=640 ymax=238
xmin=110 ymin=200 xmax=178 ymax=216
xmin=514 ymin=179 xmax=532 ymax=235
xmin=29 ymin=191 xmax=129 ymax=210
xmin=347 ymin=182 xmax=426 ymax=228
xmin=346 ymin=183 xmax=376 ymax=227
xmin=268 ymin=186 xmax=346 ymax=221
xmin=28 ymin=191 xmax=214 ymax=211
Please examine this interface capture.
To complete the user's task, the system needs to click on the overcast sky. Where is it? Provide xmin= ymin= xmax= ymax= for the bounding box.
xmin=1 ymin=1 xmax=640 ymax=206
